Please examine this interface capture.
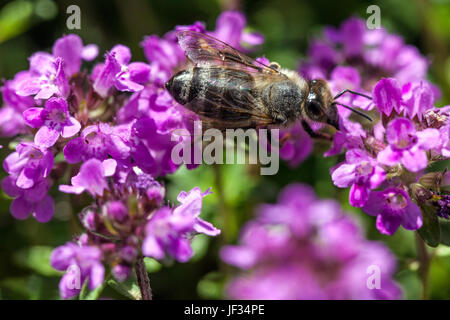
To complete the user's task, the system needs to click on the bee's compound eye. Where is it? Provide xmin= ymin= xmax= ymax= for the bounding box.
xmin=269 ymin=62 xmax=280 ymax=71
xmin=307 ymin=101 xmax=323 ymax=118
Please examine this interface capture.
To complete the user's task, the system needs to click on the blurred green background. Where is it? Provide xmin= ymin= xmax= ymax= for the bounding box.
xmin=0 ymin=0 xmax=450 ymax=300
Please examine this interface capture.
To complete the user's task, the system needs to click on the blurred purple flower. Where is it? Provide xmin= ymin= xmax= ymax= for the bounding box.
xmin=0 ymin=72 xmax=36 ymax=137
xmin=141 ymin=35 xmax=186 ymax=75
xmin=1 ymin=176 xmax=54 ymax=222
xmin=221 ymin=183 xmax=402 ymax=299
xmin=112 ymin=264 xmax=131 ymax=282
xmin=279 ymin=123 xmax=313 ymax=167
xmin=211 ymin=11 xmax=264 ymax=51
xmin=51 ymin=240 xmax=104 ymax=299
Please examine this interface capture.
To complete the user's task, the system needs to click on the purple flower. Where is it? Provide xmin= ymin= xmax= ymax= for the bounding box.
xmin=0 ymin=105 xmax=29 ymax=137
xmin=141 ymin=35 xmax=185 ymax=74
xmin=0 ymin=72 xmax=36 ymax=137
xmin=106 ymin=201 xmax=128 ymax=222
xmin=52 ymin=34 xmax=98 ymax=76
xmin=332 ymin=149 xmax=385 ymax=207
xmin=377 ymin=118 xmax=440 ymax=172
xmin=279 ymin=123 xmax=313 ymax=167
xmin=373 ymin=78 xmax=437 ymax=120
xmin=362 ymin=188 xmax=423 ymax=235
xmin=142 ymin=187 xmax=220 ymax=262
xmin=63 ymin=123 xmax=130 ymax=163
xmin=16 ymin=54 xmax=69 ymax=100
xmin=402 ymin=81 xmax=435 ymax=120
xmin=210 ymin=11 xmax=264 ymax=51
xmin=112 ymin=264 xmax=131 ymax=282
xmin=221 ymin=183 xmax=402 ymax=299
xmin=59 ymin=158 xmax=117 ymax=196
xmin=300 ymin=17 xmax=429 ymax=85
xmin=13 ymin=34 xmax=97 ymax=102
xmin=50 ymin=240 xmax=104 ymax=299
xmin=365 ymin=34 xmax=429 ymax=84
xmin=306 ymin=40 xmax=339 ymax=73
xmin=324 ymin=116 xmax=366 ymax=157
xmin=438 ymin=123 xmax=450 ymax=157
xmin=3 ymin=142 xmax=53 ymax=189
xmin=373 ymin=78 xmax=403 ymax=117
xmin=436 ymin=195 xmax=450 ymax=219
xmin=93 ymin=45 xmax=150 ymax=98
xmin=23 ymin=97 xmax=81 ymax=148
xmin=1 ymin=176 xmax=54 ymax=222
xmin=323 ymin=17 xmax=366 ymax=58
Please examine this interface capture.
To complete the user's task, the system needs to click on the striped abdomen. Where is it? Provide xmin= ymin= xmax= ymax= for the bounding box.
xmin=165 ymin=67 xmax=259 ymax=122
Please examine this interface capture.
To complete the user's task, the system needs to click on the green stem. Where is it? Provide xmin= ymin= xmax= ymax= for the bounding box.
xmin=415 ymin=232 xmax=432 ymax=300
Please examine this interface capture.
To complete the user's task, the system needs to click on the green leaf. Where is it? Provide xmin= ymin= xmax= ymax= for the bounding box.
xmin=190 ymin=234 xmax=210 ymax=262
xmin=79 ymin=278 xmax=105 ymax=300
xmin=143 ymin=257 xmax=162 ymax=273
xmin=418 ymin=205 xmax=441 ymax=247
xmin=107 ymin=278 xmax=141 ymax=300
xmin=13 ymin=246 xmax=61 ymax=277
xmin=439 ymin=219 xmax=450 ymax=246
xmin=197 ymin=272 xmax=225 ymax=299
xmin=0 ymin=0 xmax=33 ymax=43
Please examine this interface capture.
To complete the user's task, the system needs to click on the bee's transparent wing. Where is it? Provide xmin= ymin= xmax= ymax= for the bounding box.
xmin=177 ymin=31 xmax=278 ymax=74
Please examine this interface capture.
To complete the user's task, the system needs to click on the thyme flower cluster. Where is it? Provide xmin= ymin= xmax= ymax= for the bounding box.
xmin=0 ymin=11 xmax=264 ymax=298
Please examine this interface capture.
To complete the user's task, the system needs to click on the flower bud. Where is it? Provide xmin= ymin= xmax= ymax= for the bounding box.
xmin=112 ymin=264 xmax=131 ymax=282
xmin=146 ymin=182 xmax=165 ymax=206
xmin=79 ymin=209 xmax=96 ymax=231
xmin=106 ymin=201 xmax=128 ymax=222
xmin=120 ymin=245 xmax=137 ymax=263
xmin=410 ymin=183 xmax=433 ymax=204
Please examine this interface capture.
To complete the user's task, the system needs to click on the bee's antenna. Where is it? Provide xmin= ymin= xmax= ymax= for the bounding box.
xmin=334 ymin=102 xmax=373 ymax=122
xmin=333 ymin=89 xmax=372 ymax=101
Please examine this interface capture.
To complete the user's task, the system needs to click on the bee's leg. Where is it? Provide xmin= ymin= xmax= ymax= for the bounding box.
xmin=301 ymin=120 xmax=332 ymax=141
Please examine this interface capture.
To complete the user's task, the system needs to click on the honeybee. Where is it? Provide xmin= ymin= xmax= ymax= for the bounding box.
xmin=165 ymin=31 xmax=371 ymax=138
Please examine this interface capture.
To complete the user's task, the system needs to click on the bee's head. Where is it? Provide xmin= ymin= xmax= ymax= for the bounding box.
xmin=305 ymin=79 xmax=339 ymax=130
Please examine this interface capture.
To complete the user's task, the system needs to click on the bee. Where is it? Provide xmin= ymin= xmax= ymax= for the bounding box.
xmin=165 ymin=31 xmax=371 ymax=139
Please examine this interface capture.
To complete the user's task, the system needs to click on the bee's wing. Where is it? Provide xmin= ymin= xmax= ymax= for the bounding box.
xmin=182 ymin=68 xmax=276 ymax=130
xmin=177 ymin=30 xmax=278 ymax=74
xmin=176 ymin=31 xmax=287 ymax=129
